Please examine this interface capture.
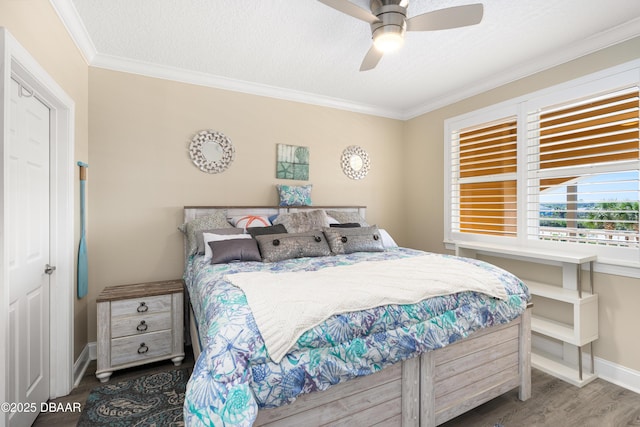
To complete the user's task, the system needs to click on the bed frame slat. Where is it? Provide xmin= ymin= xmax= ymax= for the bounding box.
xmin=255 ymin=362 xmax=402 ymax=425
xmin=435 ymin=351 xmax=519 ymax=399
xmin=322 ymin=397 xmax=403 ymax=427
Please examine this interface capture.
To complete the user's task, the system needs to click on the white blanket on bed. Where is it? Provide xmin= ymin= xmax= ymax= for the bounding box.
xmin=225 ymin=254 xmax=508 ymax=363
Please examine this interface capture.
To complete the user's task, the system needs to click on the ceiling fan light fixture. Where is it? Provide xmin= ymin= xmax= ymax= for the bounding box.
xmin=318 ymin=0 xmax=484 ymax=71
xmin=373 ymin=27 xmax=404 ymax=52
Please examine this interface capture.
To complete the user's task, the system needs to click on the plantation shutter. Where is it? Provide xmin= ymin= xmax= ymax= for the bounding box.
xmin=452 ymin=117 xmax=518 ymax=236
xmin=527 ymin=86 xmax=640 ymax=245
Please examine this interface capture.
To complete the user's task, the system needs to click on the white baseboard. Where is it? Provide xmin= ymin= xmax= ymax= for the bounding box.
xmin=88 ymin=341 xmax=97 ymax=361
xmin=72 ymin=343 xmax=92 ymax=388
xmin=596 ymin=357 xmax=640 ymax=394
xmin=533 ymin=335 xmax=640 ymax=394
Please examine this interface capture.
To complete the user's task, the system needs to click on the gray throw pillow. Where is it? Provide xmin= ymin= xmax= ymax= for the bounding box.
xmin=323 ymin=226 xmax=385 ymax=254
xmin=272 ymin=209 xmax=330 ymax=233
xmin=247 ymin=224 xmax=287 ymax=238
xmin=326 ymin=210 xmax=368 ymax=227
xmin=255 ymin=231 xmax=331 ymax=262
xmin=329 ymin=223 xmax=361 ymax=228
xmin=209 ymin=239 xmax=262 ymax=264
xmin=179 ymin=211 xmax=234 ymax=256
xmin=197 ymin=228 xmax=243 ymax=255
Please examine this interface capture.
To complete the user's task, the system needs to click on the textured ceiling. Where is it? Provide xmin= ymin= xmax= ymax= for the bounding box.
xmin=53 ymin=0 xmax=640 ymax=119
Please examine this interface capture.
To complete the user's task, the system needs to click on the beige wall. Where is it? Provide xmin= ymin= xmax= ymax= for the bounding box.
xmin=0 ymin=0 xmax=89 ymax=360
xmin=86 ymin=68 xmax=406 ymax=341
xmin=404 ymin=36 xmax=640 ymax=371
xmin=3 ymin=0 xmax=639 ymax=376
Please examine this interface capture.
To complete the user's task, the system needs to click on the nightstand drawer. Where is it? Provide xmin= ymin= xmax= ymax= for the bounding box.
xmin=111 ymin=330 xmax=173 ymax=366
xmin=111 ymin=311 xmax=172 ymax=338
xmin=111 ymin=294 xmax=171 ymax=318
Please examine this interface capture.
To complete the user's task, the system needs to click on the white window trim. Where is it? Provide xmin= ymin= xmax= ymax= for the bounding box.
xmin=444 ymin=58 xmax=640 ymax=276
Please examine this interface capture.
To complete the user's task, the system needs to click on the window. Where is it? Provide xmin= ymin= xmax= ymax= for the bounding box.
xmin=527 ymin=87 xmax=639 ymax=248
xmin=446 ymin=62 xmax=640 ymax=264
xmin=452 ymin=117 xmax=517 ymax=236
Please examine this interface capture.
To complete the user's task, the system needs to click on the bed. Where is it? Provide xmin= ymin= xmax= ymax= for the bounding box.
xmin=181 ymin=206 xmax=531 ymax=427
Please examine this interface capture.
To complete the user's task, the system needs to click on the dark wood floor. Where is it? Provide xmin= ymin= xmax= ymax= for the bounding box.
xmin=34 ymin=347 xmax=640 ymax=427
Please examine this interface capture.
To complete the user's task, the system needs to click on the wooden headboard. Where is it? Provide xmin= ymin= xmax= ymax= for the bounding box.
xmin=183 ymin=205 xmax=366 ymax=224
xmin=183 ymin=206 xmax=367 ymax=258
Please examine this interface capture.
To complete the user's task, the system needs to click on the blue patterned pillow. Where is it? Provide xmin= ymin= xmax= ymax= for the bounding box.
xmin=276 ymin=184 xmax=312 ymax=206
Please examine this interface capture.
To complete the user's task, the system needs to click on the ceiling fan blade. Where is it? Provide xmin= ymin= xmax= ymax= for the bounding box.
xmin=318 ymin=0 xmax=380 ymax=24
xmin=406 ymin=3 xmax=483 ymax=31
xmin=360 ymin=45 xmax=384 ymax=71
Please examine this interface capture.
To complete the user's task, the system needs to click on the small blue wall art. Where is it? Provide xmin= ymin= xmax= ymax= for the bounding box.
xmin=276 ymin=144 xmax=309 ymax=180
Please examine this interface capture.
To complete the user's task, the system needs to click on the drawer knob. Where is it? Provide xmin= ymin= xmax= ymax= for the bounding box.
xmin=136 ymin=320 xmax=148 ymax=332
xmin=137 ymin=343 xmax=149 ymax=354
xmin=137 ymin=302 xmax=148 ymax=313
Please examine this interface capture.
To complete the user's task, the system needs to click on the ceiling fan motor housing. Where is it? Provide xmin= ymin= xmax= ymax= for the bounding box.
xmin=370 ymin=0 xmax=407 ymax=49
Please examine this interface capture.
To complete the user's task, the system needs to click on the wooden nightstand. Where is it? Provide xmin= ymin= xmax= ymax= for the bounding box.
xmin=95 ymin=279 xmax=185 ymax=382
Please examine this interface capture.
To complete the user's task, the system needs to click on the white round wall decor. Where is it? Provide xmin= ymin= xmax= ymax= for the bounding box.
xmin=188 ymin=130 xmax=235 ymax=174
xmin=341 ymin=145 xmax=370 ymax=180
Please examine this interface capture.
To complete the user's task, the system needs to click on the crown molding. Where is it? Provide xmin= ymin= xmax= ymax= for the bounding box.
xmin=402 ymin=17 xmax=640 ymax=120
xmin=50 ymin=0 xmax=639 ymax=121
xmin=49 ymin=0 xmax=96 ymax=64
xmin=89 ymin=53 xmax=405 ymax=120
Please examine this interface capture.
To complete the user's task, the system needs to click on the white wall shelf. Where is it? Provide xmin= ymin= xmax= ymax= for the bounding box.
xmin=455 ymin=241 xmax=598 ymax=387
xmin=532 ymin=350 xmax=598 ymax=387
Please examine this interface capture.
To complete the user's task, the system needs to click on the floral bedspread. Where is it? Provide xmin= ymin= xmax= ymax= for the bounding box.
xmin=183 ymin=248 xmax=529 ymax=426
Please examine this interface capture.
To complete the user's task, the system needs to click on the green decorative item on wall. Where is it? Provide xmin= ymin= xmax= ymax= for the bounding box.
xmin=276 ymin=144 xmax=309 ymax=180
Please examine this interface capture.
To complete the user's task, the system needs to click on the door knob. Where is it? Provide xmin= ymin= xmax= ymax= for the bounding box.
xmin=44 ymin=264 xmax=56 ymax=275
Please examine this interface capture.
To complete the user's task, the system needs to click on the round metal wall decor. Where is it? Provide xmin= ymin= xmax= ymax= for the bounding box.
xmin=341 ymin=145 xmax=370 ymax=180
xmin=188 ymin=130 xmax=235 ymax=174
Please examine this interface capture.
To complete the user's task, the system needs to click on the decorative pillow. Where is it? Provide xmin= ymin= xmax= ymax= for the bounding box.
xmin=329 ymin=222 xmax=361 ymax=228
xmin=276 ymin=184 xmax=312 ymax=207
xmin=379 ymin=229 xmax=399 ymax=248
xmin=209 ymin=239 xmax=262 ymax=264
xmin=326 ymin=210 xmax=369 ymax=227
xmin=179 ymin=211 xmax=234 ymax=256
xmin=326 ymin=215 xmax=340 ymax=225
xmin=229 ymin=215 xmax=271 ymax=230
xmin=247 ymin=224 xmax=287 ymax=238
xmin=203 ymin=233 xmax=252 ymax=260
xmin=323 ymin=226 xmax=385 ymax=254
xmin=272 ymin=209 xmax=330 ymax=233
xmin=255 ymin=232 xmax=331 ymax=262
xmin=196 ymin=227 xmax=244 ymax=255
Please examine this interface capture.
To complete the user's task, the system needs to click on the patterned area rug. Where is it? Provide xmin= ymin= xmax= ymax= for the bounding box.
xmin=77 ymin=368 xmax=190 ymax=427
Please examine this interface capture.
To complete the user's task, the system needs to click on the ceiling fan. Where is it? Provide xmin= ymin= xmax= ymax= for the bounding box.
xmin=318 ymin=0 xmax=484 ymax=71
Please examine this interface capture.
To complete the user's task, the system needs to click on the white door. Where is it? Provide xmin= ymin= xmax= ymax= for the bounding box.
xmin=7 ymin=78 xmax=51 ymax=427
